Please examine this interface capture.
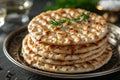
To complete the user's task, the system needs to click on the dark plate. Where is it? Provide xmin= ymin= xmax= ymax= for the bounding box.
xmin=3 ymin=24 xmax=120 ymax=79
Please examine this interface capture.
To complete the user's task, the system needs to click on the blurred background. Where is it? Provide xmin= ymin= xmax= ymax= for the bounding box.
xmin=44 ymin=0 xmax=120 ymax=24
xmin=0 ymin=0 xmax=120 ymax=80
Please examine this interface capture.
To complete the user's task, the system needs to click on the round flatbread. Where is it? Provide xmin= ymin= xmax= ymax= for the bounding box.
xmin=28 ymin=8 xmax=108 ymax=45
xmin=23 ymin=35 xmax=107 ymax=61
xmin=22 ymin=48 xmax=105 ymax=65
xmin=22 ymin=45 xmax=112 ymax=73
xmin=29 ymin=34 xmax=108 ymax=54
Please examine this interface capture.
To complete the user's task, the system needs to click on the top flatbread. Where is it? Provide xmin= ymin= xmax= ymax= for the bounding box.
xmin=28 ymin=8 xmax=108 ymax=45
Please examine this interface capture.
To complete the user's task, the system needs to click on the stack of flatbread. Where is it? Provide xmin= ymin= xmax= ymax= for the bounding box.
xmin=22 ymin=8 xmax=112 ymax=73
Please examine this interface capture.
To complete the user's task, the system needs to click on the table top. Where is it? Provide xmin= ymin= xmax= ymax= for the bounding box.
xmin=0 ymin=0 xmax=120 ymax=80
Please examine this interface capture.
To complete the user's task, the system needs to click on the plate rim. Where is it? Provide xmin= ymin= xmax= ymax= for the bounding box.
xmin=3 ymin=24 xmax=120 ymax=79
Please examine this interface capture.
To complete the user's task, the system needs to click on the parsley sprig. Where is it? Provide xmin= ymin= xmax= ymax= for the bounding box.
xmin=50 ymin=13 xmax=89 ymax=27
xmin=50 ymin=19 xmax=66 ymax=27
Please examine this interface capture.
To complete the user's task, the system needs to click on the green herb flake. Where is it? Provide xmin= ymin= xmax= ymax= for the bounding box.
xmin=72 ymin=17 xmax=80 ymax=21
xmin=59 ymin=19 xmax=66 ymax=23
xmin=81 ymin=13 xmax=89 ymax=21
xmin=65 ymin=18 xmax=71 ymax=23
xmin=18 ymin=50 xmax=23 ymax=57
xmin=50 ymin=20 xmax=60 ymax=26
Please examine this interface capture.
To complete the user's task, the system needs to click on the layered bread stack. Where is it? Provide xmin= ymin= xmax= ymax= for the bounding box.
xmin=22 ymin=8 xmax=112 ymax=73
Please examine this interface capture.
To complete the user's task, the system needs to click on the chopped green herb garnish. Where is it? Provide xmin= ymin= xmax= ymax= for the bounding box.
xmin=50 ymin=13 xmax=89 ymax=27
